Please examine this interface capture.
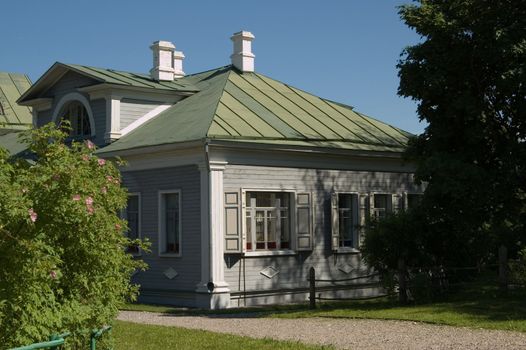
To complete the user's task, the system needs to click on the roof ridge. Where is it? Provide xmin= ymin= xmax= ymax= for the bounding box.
xmin=204 ymin=69 xmax=234 ymax=137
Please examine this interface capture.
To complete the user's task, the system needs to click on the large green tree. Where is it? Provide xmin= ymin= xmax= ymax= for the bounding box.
xmin=398 ymin=0 xmax=526 ymax=265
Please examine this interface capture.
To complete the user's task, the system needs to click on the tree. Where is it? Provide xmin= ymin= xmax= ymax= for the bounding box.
xmin=397 ymin=0 xmax=526 ymax=265
xmin=0 ymin=124 xmax=147 ymax=349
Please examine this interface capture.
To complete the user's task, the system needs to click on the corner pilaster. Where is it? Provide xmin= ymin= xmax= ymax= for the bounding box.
xmin=195 ymin=161 xmax=230 ymax=309
xmin=104 ymin=95 xmax=121 ymax=143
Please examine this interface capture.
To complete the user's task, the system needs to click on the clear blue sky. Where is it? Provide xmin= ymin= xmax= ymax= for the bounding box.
xmin=1 ymin=0 xmax=425 ymax=134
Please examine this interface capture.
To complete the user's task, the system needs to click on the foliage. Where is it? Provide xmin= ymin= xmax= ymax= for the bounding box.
xmin=510 ymin=247 xmax=526 ymax=285
xmin=0 ymin=123 xmax=147 ymax=349
xmin=388 ymin=0 xmax=526 ymax=269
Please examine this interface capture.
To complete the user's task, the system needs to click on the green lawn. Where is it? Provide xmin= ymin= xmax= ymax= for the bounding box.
xmin=113 ymin=320 xmax=331 ymax=350
xmin=122 ymin=280 xmax=526 ymax=333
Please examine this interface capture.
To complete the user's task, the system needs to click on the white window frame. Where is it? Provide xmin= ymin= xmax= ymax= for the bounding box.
xmin=158 ymin=189 xmax=182 ymax=257
xmin=371 ymin=192 xmax=392 ymax=220
xmin=242 ymin=188 xmax=297 ymax=257
xmin=335 ymin=191 xmax=361 ymax=253
xmin=124 ymin=192 xmax=141 ymax=256
xmin=51 ymin=92 xmax=96 ymax=137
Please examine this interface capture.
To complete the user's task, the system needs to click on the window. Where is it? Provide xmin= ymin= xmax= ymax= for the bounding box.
xmin=123 ymin=194 xmax=141 ymax=254
xmin=372 ymin=194 xmax=390 ymax=219
xmin=159 ymin=191 xmax=181 ymax=256
xmin=338 ymin=194 xmax=357 ymax=248
xmin=59 ymin=101 xmax=91 ymax=137
xmin=245 ymin=191 xmax=291 ymax=251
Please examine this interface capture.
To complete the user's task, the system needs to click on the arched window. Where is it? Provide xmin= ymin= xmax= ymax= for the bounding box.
xmin=59 ymin=101 xmax=92 ymax=137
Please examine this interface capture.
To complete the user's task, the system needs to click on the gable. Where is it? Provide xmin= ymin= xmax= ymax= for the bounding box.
xmin=43 ymin=71 xmax=99 ymax=98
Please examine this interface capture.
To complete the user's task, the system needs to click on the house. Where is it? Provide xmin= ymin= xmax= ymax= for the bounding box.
xmin=15 ymin=31 xmax=423 ymax=309
xmin=0 ymin=71 xmax=32 ymax=156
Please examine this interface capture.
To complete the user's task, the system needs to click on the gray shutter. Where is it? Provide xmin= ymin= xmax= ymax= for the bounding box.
xmin=392 ymin=194 xmax=402 ymax=213
xmin=402 ymin=191 xmax=408 ymax=211
xmin=296 ymin=192 xmax=313 ymax=251
xmin=359 ymin=193 xmax=368 ymax=247
xmin=224 ymin=191 xmax=242 ymax=253
xmin=331 ymin=192 xmax=339 ymax=251
xmin=369 ymin=192 xmax=375 ymax=220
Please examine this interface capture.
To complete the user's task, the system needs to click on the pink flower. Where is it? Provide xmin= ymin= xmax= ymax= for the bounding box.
xmin=50 ymin=271 xmax=57 ymax=279
xmin=98 ymin=158 xmax=106 ymax=166
xmin=101 ymin=187 xmax=107 ymax=194
xmin=85 ymin=140 xmax=95 ymax=150
xmin=115 ymin=223 xmax=122 ymax=231
xmin=85 ymin=196 xmax=94 ymax=206
xmin=28 ymin=208 xmax=37 ymax=223
xmin=86 ymin=205 xmax=94 ymax=215
xmin=106 ymin=175 xmax=114 ymax=183
xmin=21 ymin=188 xmax=28 ymax=194
xmin=82 ymin=154 xmax=90 ymax=162
xmin=72 ymin=194 xmax=81 ymax=201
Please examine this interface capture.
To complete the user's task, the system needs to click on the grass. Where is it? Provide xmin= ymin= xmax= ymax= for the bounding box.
xmin=122 ymin=276 xmax=526 ymax=333
xmin=269 ymin=279 xmax=526 ymax=332
xmin=112 ymin=320 xmax=331 ymax=350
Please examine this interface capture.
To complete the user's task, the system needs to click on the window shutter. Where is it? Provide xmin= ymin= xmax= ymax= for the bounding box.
xmin=331 ymin=192 xmax=339 ymax=251
xmin=224 ymin=191 xmax=242 ymax=253
xmin=358 ymin=193 xmax=368 ymax=247
xmin=402 ymin=191 xmax=408 ymax=211
xmin=296 ymin=192 xmax=313 ymax=251
xmin=392 ymin=194 xmax=402 ymax=213
xmin=368 ymin=192 xmax=375 ymax=220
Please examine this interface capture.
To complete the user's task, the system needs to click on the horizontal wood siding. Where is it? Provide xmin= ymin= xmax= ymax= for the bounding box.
xmin=44 ymin=71 xmax=97 ymax=98
xmin=91 ymin=99 xmax=106 ymax=146
xmin=223 ymin=165 xmax=422 ymax=294
xmin=122 ymin=165 xmax=201 ymax=292
xmin=36 ymin=109 xmax=53 ymax=128
xmin=120 ymin=98 xmax=160 ymax=129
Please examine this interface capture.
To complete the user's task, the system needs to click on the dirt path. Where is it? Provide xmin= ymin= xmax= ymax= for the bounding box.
xmin=118 ymin=310 xmax=526 ymax=349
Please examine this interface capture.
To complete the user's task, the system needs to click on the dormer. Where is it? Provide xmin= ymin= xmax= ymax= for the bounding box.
xmin=18 ymin=59 xmax=198 ymax=145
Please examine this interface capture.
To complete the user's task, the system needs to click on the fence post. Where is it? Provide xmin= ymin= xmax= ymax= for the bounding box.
xmin=499 ymin=245 xmax=508 ymax=294
xmin=309 ymin=267 xmax=316 ymax=309
xmin=398 ymin=258 xmax=407 ymax=304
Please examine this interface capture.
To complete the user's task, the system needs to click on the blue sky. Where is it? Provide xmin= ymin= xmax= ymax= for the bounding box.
xmin=1 ymin=0 xmax=425 ymax=134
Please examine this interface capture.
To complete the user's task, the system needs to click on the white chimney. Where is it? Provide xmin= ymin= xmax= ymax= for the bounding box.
xmin=150 ymin=40 xmax=175 ymax=81
xmin=230 ymin=31 xmax=255 ymax=72
xmin=173 ymin=50 xmax=185 ymax=78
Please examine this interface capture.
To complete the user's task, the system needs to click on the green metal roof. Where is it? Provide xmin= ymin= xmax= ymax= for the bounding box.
xmin=64 ymin=63 xmax=199 ymax=92
xmin=100 ymin=66 xmax=411 ymax=154
xmin=0 ymin=130 xmax=28 ymax=157
xmin=0 ymin=71 xmax=32 ymax=130
xmin=18 ymin=63 xmax=199 ymax=103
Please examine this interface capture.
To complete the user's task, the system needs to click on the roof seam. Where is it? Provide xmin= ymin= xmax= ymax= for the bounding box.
xmin=254 ymin=73 xmax=352 ymax=141
xmin=354 ymin=110 xmax=406 ymax=146
xmin=213 ymin=114 xmax=240 ymax=137
xmin=238 ymin=74 xmax=326 ymax=140
xmin=217 ymin=99 xmax=267 ymax=138
xmin=284 ymin=83 xmax=368 ymax=143
xmin=204 ymin=69 xmax=233 ymax=138
xmin=226 ymin=78 xmax=304 ymax=138
xmin=3 ymin=75 xmax=20 ymax=124
xmin=320 ymin=98 xmax=390 ymax=146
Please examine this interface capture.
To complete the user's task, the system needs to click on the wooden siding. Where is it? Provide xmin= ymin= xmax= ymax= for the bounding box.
xmin=121 ymin=165 xmax=202 ymax=293
xmin=120 ymin=98 xmax=160 ymax=130
xmin=223 ymin=165 xmax=422 ymax=295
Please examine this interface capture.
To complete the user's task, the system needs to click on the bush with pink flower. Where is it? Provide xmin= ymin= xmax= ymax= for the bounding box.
xmin=0 ymin=124 xmax=148 ymax=349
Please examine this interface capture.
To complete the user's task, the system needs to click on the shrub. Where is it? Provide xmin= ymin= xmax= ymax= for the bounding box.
xmin=0 ymin=124 xmax=147 ymax=349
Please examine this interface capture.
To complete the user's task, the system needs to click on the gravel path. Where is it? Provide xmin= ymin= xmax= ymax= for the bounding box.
xmin=118 ymin=310 xmax=526 ymax=349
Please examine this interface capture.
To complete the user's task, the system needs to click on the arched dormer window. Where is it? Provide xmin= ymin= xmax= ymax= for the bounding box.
xmin=59 ymin=101 xmax=91 ymax=137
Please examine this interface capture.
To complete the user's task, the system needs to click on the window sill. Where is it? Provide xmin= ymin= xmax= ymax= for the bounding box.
xmin=159 ymin=253 xmax=182 ymax=258
xmin=243 ymin=250 xmax=296 ymax=257
xmin=335 ymin=247 xmax=361 ymax=254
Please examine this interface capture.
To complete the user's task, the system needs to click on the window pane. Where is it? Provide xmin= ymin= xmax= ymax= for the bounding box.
xmin=164 ymin=193 xmax=179 ymax=253
xmin=338 ymin=194 xmax=353 ymax=247
xmin=246 ymin=191 xmax=291 ymax=251
xmin=374 ymin=194 xmax=388 ymax=209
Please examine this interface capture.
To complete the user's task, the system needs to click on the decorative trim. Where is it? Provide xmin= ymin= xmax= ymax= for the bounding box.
xmin=120 ymin=104 xmax=171 ymax=137
xmin=51 ymin=92 xmax=96 ymax=137
xmin=163 ymin=267 xmax=178 ymax=280
xmin=260 ymin=266 xmax=279 ymax=279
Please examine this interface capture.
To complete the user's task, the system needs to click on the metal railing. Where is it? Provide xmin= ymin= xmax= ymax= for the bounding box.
xmin=8 ymin=326 xmax=112 ymax=350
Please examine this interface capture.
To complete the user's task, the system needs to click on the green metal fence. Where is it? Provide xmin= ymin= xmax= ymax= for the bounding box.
xmin=9 ymin=326 xmax=112 ymax=350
